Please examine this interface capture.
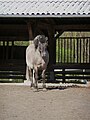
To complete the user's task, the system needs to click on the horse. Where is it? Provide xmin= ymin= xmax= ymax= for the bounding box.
xmin=26 ymin=35 xmax=49 ymax=90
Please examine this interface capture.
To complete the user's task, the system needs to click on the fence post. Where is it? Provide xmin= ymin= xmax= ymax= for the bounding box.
xmin=62 ymin=68 xmax=65 ymax=83
xmin=48 ymin=27 xmax=56 ymax=82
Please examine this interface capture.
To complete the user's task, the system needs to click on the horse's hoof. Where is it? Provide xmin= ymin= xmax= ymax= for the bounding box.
xmin=30 ymin=86 xmax=35 ymax=90
xmin=33 ymin=88 xmax=39 ymax=92
xmin=43 ymin=88 xmax=47 ymax=92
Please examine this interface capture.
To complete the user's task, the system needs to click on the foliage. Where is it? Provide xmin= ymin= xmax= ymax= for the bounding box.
xmin=14 ymin=41 xmax=29 ymax=46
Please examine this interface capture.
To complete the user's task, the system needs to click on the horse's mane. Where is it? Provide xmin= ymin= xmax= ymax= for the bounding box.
xmin=33 ymin=35 xmax=48 ymax=49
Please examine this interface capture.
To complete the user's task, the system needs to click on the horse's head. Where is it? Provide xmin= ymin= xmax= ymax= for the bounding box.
xmin=34 ymin=35 xmax=48 ymax=49
xmin=38 ymin=40 xmax=48 ymax=58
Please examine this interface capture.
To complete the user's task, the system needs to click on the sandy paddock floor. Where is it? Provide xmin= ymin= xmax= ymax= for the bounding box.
xmin=0 ymin=84 xmax=90 ymax=120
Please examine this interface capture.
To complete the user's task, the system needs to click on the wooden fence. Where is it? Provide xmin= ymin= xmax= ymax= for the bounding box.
xmin=0 ymin=40 xmax=26 ymax=81
xmin=54 ymin=37 xmax=90 ymax=82
xmin=56 ymin=37 xmax=90 ymax=63
xmin=0 ymin=37 xmax=90 ymax=83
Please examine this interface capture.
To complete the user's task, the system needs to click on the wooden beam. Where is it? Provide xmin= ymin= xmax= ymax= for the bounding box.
xmin=0 ymin=36 xmax=28 ymax=41
xmin=0 ymin=24 xmax=29 ymax=37
xmin=48 ymin=26 xmax=56 ymax=65
xmin=0 ymin=24 xmax=27 ymax=30
xmin=47 ymin=26 xmax=56 ymax=81
xmin=27 ymin=22 xmax=34 ymax=40
xmin=55 ymin=24 xmax=90 ymax=31
xmin=37 ymin=22 xmax=50 ymax=30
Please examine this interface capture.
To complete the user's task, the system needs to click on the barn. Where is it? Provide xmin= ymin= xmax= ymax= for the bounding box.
xmin=0 ymin=0 xmax=90 ymax=82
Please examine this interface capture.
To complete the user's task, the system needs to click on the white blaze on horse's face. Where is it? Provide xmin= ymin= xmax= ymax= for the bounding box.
xmin=38 ymin=41 xmax=48 ymax=58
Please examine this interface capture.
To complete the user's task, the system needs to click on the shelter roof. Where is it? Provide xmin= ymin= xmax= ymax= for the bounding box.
xmin=0 ymin=0 xmax=90 ymax=18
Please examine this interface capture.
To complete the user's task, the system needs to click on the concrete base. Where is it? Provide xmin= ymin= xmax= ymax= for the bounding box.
xmin=0 ymin=81 xmax=90 ymax=89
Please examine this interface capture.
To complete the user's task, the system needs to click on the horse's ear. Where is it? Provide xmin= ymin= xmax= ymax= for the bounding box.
xmin=34 ymin=37 xmax=38 ymax=49
xmin=45 ymin=37 xmax=48 ymax=46
xmin=45 ymin=37 xmax=48 ymax=41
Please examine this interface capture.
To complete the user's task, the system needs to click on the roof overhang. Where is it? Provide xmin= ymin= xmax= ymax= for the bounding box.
xmin=0 ymin=0 xmax=90 ymax=18
xmin=0 ymin=14 xmax=90 ymax=18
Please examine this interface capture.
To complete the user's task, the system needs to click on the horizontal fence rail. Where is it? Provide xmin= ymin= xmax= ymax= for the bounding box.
xmin=53 ymin=63 xmax=90 ymax=82
xmin=0 ymin=60 xmax=26 ymax=82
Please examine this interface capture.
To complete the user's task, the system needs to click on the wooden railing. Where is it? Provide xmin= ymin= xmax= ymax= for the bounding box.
xmin=56 ymin=37 xmax=90 ymax=63
xmin=0 ymin=60 xmax=26 ymax=81
xmin=55 ymin=37 xmax=90 ymax=82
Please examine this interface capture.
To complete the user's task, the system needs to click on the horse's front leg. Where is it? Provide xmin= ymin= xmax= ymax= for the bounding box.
xmin=42 ymin=69 xmax=46 ymax=89
xmin=32 ymin=69 xmax=35 ymax=87
xmin=34 ymin=67 xmax=38 ymax=90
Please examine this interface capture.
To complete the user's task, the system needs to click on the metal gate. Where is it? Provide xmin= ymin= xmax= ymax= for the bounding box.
xmin=54 ymin=37 xmax=90 ymax=82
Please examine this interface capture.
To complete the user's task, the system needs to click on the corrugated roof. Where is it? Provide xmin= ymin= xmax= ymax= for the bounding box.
xmin=0 ymin=0 xmax=90 ymax=17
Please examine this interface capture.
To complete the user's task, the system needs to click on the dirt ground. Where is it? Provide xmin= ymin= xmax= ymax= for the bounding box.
xmin=0 ymin=84 xmax=90 ymax=120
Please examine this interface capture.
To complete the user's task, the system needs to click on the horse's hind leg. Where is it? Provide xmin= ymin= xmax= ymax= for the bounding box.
xmin=26 ymin=66 xmax=34 ymax=87
xmin=26 ymin=66 xmax=30 ymax=80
